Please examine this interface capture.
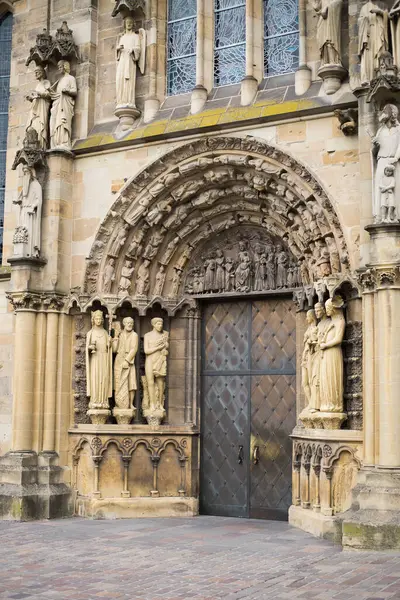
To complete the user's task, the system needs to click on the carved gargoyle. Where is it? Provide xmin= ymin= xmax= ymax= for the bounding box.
xmin=334 ymin=108 xmax=358 ymax=136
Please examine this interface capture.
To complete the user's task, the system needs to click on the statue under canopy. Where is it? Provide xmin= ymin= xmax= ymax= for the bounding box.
xmin=115 ymin=15 xmax=146 ymax=120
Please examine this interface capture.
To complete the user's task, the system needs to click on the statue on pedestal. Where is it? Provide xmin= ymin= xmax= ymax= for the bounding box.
xmin=373 ymin=104 xmax=400 ymax=223
xmin=112 ymin=317 xmax=138 ymax=424
xmin=313 ymin=0 xmax=343 ymax=66
xmin=358 ymin=2 xmax=389 ymax=85
xmin=26 ymin=65 xmax=51 ymax=150
xmin=319 ymin=296 xmax=346 ymax=413
xmin=49 ymin=60 xmax=77 ymax=151
xmin=115 ymin=15 xmax=146 ymax=127
xmin=86 ymin=310 xmax=112 ymax=424
xmin=301 ymin=309 xmax=318 ymax=408
xmin=13 ymin=165 xmax=42 ymax=258
xmin=142 ymin=318 xmax=168 ymax=426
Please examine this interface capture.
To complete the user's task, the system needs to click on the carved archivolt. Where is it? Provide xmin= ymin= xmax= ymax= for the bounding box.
xmin=83 ymin=137 xmax=350 ymax=308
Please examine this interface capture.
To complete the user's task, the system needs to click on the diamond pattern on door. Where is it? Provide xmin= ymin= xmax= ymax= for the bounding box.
xmin=250 ymin=375 xmax=296 ymax=520
xmin=200 ymin=375 xmax=249 ymax=517
xmin=252 ymin=299 xmax=296 ymax=372
xmin=201 ymin=297 xmax=296 ymax=520
xmin=204 ymin=302 xmax=249 ymax=372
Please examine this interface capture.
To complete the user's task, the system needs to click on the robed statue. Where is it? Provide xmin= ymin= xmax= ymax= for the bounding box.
xmin=86 ymin=310 xmax=113 ymax=411
xmin=116 ymin=15 xmax=146 ymax=110
xmin=26 ymin=65 xmax=51 ymax=150
xmin=50 ymin=60 xmax=77 ymax=150
xmin=113 ymin=317 xmax=138 ymax=411
xmin=13 ymin=165 xmax=43 ymax=258
xmin=358 ymin=2 xmax=389 ymax=85
xmin=313 ymin=0 xmax=343 ymax=66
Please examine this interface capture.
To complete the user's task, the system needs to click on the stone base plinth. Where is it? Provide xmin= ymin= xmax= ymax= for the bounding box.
xmin=75 ymin=496 xmax=199 ymax=519
xmin=317 ymin=64 xmax=347 ymax=95
xmin=289 ymin=505 xmax=342 ymax=543
xmin=298 ymin=410 xmax=347 ymax=430
xmin=342 ymin=469 xmax=400 ymax=550
xmin=365 ymin=222 xmax=400 ymax=265
xmin=113 ymin=408 xmax=136 ymax=425
xmin=0 ymin=451 xmax=72 ymax=521
xmin=87 ymin=409 xmax=111 ymax=425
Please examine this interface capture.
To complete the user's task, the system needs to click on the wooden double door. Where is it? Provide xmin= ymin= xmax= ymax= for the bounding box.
xmin=200 ymin=297 xmax=296 ymax=520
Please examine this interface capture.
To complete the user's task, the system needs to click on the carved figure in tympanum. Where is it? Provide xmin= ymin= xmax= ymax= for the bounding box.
xmin=153 ymin=264 xmax=166 ymax=296
xmin=235 ymin=241 xmax=252 ymax=292
xmin=276 ymin=245 xmax=288 ymax=288
xmin=136 ymin=258 xmax=151 ymax=296
xmin=225 ymin=257 xmax=235 ymax=291
xmin=110 ymin=223 xmax=130 ymax=257
xmin=103 ymin=258 xmax=115 ymax=294
xmin=118 ymin=260 xmax=135 ymax=296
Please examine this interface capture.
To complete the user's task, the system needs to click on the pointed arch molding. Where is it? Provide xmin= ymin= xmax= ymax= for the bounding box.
xmin=83 ymin=136 xmax=351 ymax=308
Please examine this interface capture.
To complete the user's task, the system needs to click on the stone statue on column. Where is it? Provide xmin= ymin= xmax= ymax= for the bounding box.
xmin=13 ymin=165 xmax=42 ymax=258
xmin=112 ymin=317 xmax=138 ymax=424
xmin=49 ymin=60 xmax=77 ymax=151
xmin=301 ymin=309 xmax=318 ymax=409
xmin=86 ymin=310 xmax=113 ymax=424
xmin=358 ymin=2 xmax=389 ymax=86
xmin=25 ymin=65 xmax=51 ymax=150
xmin=115 ymin=15 xmax=146 ymax=129
xmin=372 ymin=104 xmax=400 ymax=223
xmin=390 ymin=1 xmax=400 ymax=68
xmin=313 ymin=0 xmax=346 ymax=93
xmin=319 ymin=296 xmax=346 ymax=419
xmin=142 ymin=318 xmax=168 ymax=426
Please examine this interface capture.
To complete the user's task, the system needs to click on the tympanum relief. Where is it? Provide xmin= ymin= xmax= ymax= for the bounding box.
xmin=299 ymin=296 xmax=347 ymax=430
xmin=85 ymin=139 xmax=349 ymax=305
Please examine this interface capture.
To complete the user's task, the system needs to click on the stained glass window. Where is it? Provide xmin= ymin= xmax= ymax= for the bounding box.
xmin=264 ymin=0 xmax=299 ymax=77
xmin=167 ymin=0 xmax=197 ymax=95
xmin=0 ymin=12 xmax=12 ymax=260
xmin=214 ymin=0 xmax=246 ymax=86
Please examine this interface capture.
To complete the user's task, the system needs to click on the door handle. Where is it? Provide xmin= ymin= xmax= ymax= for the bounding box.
xmin=237 ymin=445 xmax=244 ymax=464
xmin=253 ymin=445 xmax=259 ymax=465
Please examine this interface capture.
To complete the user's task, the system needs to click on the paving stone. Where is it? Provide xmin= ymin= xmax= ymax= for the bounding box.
xmin=1 ymin=517 xmax=400 ymax=600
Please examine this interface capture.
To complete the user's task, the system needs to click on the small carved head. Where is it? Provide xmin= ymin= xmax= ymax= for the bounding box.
xmin=34 ymin=65 xmax=45 ymax=80
xmin=325 ymin=295 xmax=344 ymax=317
xmin=314 ymin=302 xmax=325 ymax=319
xmin=91 ymin=310 xmax=104 ymax=327
xmin=151 ymin=317 xmax=163 ymax=332
xmin=384 ymin=165 xmax=395 ymax=177
xmin=123 ymin=316 xmax=134 ymax=331
xmin=306 ymin=309 xmax=317 ymax=325
xmin=380 ymin=104 xmax=399 ymax=126
xmin=124 ymin=15 xmax=135 ymax=31
xmin=57 ymin=59 xmax=70 ymax=74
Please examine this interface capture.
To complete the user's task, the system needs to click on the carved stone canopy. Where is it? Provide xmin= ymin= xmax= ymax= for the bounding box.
xmin=26 ymin=21 xmax=79 ymax=67
xmin=112 ymin=0 xmax=145 ymax=17
xmin=83 ymin=137 xmax=349 ymax=306
xmin=12 ymin=128 xmax=46 ymax=172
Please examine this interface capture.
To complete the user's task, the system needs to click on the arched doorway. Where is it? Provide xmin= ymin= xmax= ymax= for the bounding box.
xmin=79 ymin=136 xmax=350 ymax=520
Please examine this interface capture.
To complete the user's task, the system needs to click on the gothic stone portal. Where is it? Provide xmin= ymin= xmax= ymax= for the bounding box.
xmin=200 ymin=296 xmax=296 ymax=520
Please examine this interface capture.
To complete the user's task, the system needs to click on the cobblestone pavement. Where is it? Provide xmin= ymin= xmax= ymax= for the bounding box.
xmin=1 ymin=517 xmax=400 ymax=600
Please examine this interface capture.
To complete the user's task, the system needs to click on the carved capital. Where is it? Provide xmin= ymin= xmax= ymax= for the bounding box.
xmin=357 ymin=268 xmax=377 ymax=292
xmin=376 ymin=268 xmax=399 ymax=287
xmin=6 ymin=292 xmax=42 ymax=312
xmin=43 ymin=294 xmax=66 ymax=312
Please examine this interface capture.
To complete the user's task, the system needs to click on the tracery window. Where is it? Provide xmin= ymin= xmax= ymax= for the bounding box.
xmin=0 ymin=12 xmax=12 ymax=259
xmin=264 ymin=0 xmax=299 ymax=77
xmin=214 ymin=0 xmax=246 ymax=86
xmin=167 ymin=0 xmax=197 ymax=95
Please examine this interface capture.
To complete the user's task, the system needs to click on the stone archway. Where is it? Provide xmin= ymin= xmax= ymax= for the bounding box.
xmin=83 ymin=136 xmax=350 ymax=306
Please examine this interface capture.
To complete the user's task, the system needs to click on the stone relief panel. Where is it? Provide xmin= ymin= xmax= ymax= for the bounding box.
xmin=82 ymin=138 xmax=350 ymax=307
xmin=184 ymin=228 xmax=301 ymax=296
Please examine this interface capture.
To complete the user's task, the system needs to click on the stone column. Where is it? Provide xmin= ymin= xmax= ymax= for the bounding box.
xmin=144 ymin=0 xmax=161 ymax=122
xmin=295 ymin=0 xmax=311 ymax=95
xmin=240 ymin=0 xmax=261 ymax=106
xmin=42 ymin=311 xmax=59 ymax=453
xmin=12 ymin=310 xmax=36 ymax=452
xmin=342 ymin=225 xmax=400 ymax=550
